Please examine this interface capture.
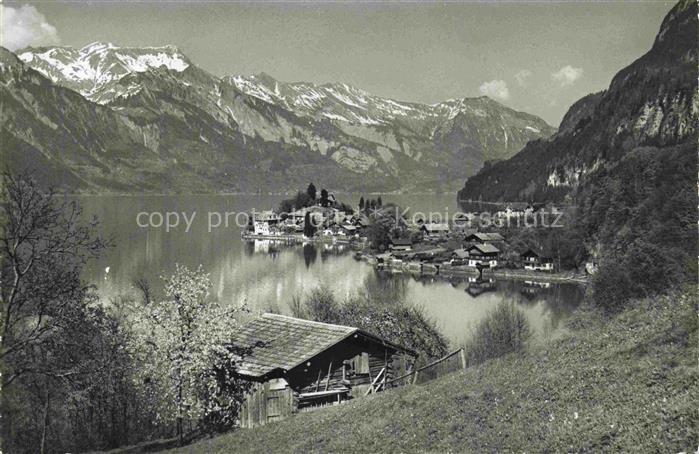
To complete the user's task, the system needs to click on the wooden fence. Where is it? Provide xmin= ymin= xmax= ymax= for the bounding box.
xmin=385 ymin=348 xmax=466 ymax=388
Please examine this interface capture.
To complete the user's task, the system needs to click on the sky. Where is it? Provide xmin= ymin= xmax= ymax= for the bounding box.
xmin=1 ymin=0 xmax=673 ymax=126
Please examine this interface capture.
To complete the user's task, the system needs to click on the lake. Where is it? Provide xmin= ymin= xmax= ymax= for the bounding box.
xmin=79 ymin=193 xmax=584 ymax=347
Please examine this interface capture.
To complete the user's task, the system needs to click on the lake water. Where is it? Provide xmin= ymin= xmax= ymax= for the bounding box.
xmin=79 ymin=194 xmax=584 ymax=347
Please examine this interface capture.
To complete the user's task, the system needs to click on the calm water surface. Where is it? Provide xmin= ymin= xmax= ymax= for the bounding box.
xmin=79 ymin=194 xmax=584 ymax=347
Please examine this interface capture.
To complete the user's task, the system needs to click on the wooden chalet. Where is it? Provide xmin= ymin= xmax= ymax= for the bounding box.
xmin=464 ymin=232 xmax=505 ymax=244
xmin=420 ymin=223 xmax=450 ymax=238
xmin=466 ymin=243 xmax=500 ymax=268
xmin=388 ymin=237 xmax=414 ymax=251
xmin=449 ymin=248 xmax=470 ymax=266
xmin=232 ymin=314 xmax=417 ymax=428
xmin=521 ymin=248 xmax=554 ymax=271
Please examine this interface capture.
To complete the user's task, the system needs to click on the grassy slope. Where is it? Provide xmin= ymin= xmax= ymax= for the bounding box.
xmin=168 ymin=291 xmax=697 ymax=453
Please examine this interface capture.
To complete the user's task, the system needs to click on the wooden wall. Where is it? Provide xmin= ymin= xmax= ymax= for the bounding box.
xmin=286 ymin=334 xmax=415 ymax=394
xmin=239 ymin=379 xmax=297 ymax=429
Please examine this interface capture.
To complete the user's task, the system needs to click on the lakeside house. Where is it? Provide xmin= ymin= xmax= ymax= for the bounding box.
xmin=521 ymin=248 xmax=554 ymax=271
xmin=450 ymin=248 xmax=470 ymax=266
xmin=232 ymin=314 xmax=417 ymax=428
xmin=466 ymin=243 xmax=500 ymax=268
xmin=253 ymin=211 xmax=281 ymax=235
xmin=389 ymin=238 xmax=414 ymax=251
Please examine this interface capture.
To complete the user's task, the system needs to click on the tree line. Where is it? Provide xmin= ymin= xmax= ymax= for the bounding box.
xmin=279 ymin=182 xmax=353 ymax=213
xmin=358 ymin=195 xmax=383 ymax=212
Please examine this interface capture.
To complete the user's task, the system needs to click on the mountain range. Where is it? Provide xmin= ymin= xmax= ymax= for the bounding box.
xmin=458 ymin=0 xmax=697 ymax=204
xmin=1 ymin=42 xmax=554 ymax=193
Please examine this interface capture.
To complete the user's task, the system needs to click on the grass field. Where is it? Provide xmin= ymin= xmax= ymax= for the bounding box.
xmin=164 ymin=290 xmax=697 ymax=453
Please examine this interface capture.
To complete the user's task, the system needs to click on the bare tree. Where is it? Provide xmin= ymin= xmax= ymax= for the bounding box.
xmin=0 ymin=171 xmax=107 ymax=388
xmin=134 ymin=277 xmax=152 ymax=306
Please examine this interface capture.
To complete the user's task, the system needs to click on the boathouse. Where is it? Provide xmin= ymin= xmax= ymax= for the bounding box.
xmin=232 ymin=313 xmax=417 ymax=428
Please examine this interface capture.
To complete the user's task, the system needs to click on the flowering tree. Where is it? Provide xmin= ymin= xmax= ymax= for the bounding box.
xmin=132 ymin=264 xmax=247 ymax=441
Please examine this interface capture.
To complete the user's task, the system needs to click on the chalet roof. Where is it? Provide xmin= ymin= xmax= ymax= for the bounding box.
xmin=452 ymin=248 xmax=469 ymax=259
xmin=467 ymin=232 xmax=504 ymax=242
xmin=520 ymin=247 xmax=552 ymax=260
xmin=231 ymin=313 xmax=415 ymax=379
xmin=520 ymin=248 xmax=540 ymax=258
xmin=421 ymin=223 xmax=450 ymax=232
xmin=254 ymin=210 xmax=280 ymax=221
xmin=467 ymin=243 xmax=500 ymax=255
xmin=389 ymin=238 xmax=413 ymax=246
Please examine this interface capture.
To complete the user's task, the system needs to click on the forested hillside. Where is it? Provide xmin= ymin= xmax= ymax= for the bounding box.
xmin=459 ymin=0 xmax=698 ymax=305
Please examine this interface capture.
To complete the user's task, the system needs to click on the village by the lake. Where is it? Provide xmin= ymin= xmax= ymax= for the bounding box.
xmin=243 ymin=184 xmax=588 ymax=284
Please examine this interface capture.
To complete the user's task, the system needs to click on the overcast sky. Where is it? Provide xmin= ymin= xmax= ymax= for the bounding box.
xmin=2 ymin=1 xmax=673 ymax=126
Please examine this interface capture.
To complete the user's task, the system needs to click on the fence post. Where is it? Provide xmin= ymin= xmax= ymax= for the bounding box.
xmin=412 ymin=370 xmax=419 ymax=385
xmin=460 ymin=348 xmax=467 ymax=371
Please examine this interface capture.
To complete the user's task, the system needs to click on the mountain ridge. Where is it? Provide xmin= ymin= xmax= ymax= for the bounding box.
xmin=3 ymin=42 xmax=555 ymax=193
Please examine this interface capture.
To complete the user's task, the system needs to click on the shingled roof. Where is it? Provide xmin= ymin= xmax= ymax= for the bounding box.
xmin=467 ymin=243 xmax=500 ymax=255
xmin=231 ymin=313 xmax=415 ymax=379
xmin=466 ymin=232 xmax=505 ymax=242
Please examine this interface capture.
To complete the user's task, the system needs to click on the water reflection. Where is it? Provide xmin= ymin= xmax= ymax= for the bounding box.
xmin=77 ymin=194 xmax=585 ymax=347
xmin=465 ymin=277 xmax=497 ymax=298
xmin=302 ymin=244 xmax=317 ymax=268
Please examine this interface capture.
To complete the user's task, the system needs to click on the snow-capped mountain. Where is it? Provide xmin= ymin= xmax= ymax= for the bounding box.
xmin=228 ymin=73 xmax=432 ymax=126
xmin=8 ymin=42 xmax=555 ymax=193
xmin=18 ymin=42 xmax=190 ymax=104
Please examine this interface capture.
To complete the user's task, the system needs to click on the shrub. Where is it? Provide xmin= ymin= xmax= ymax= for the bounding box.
xmin=463 ymin=301 xmax=531 ymax=366
xmin=592 ymin=241 xmax=685 ymax=312
xmin=299 ymin=285 xmax=449 ymax=361
xmin=591 ymin=259 xmax=635 ymax=312
xmin=305 ymin=286 xmax=339 ymax=323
